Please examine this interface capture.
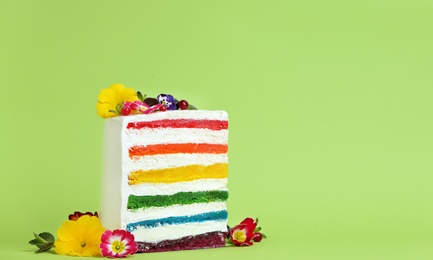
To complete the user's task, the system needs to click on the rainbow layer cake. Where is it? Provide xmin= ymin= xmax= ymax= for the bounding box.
xmin=100 ymin=110 xmax=229 ymax=252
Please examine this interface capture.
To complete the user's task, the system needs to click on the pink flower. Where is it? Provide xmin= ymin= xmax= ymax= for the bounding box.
xmin=122 ymin=101 xmax=163 ymax=115
xmin=229 ymin=218 xmax=256 ymax=246
xmin=100 ymin=229 xmax=137 ymax=258
xmin=142 ymin=103 xmax=163 ymax=114
xmin=228 ymin=217 xmax=266 ymax=246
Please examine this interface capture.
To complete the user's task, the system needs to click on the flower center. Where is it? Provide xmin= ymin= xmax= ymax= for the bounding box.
xmin=233 ymin=230 xmax=246 ymax=242
xmin=81 ymin=242 xmax=86 ymax=247
xmin=111 ymin=240 xmax=125 ymax=253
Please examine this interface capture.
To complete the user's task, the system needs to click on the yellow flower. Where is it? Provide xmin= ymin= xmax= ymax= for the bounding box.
xmin=54 ymin=215 xmax=106 ymax=257
xmin=96 ymin=83 xmax=139 ymax=118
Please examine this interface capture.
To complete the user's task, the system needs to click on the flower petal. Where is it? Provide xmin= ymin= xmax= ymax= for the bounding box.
xmin=109 ymin=83 xmax=126 ymax=92
xmin=96 ymin=84 xmax=139 ymax=118
xmin=55 ymin=240 xmax=82 ymax=255
xmin=97 ymin=88 xmax=115 ymax=104
xmin=239 ymin=241 xmax=253 ymax=246
xmin=240 ymin=218 xmax=257 ymax=239
xmin=100 ymin=229 xmax=137 ymax=257
xmin=56 ymin=220 xmax=81 ymax=242
xmin=144 ymin=103 xmax=163 ymax=114
xmin=121 ymin=88 xmax=139 ymax=103
xmin=68 ymin=211 xmax=99 ymax=221
xmin=240 ymin=218 xmax=255 ymax=226
xmin=101 ymin=230 xmax=113 ymax=242
xmin=55 ymin=216 xmax=105 ymax=257
xmin=96 ymin=102 xmax=119 ymax=118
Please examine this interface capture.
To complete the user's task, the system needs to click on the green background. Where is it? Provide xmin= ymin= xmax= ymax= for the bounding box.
xmin=1 ymin=0 xmax=433 ymax=259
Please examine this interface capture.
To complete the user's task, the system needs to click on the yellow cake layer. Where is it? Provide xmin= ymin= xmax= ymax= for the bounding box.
xmin=128 ymin=163 xmax=228 ymax=185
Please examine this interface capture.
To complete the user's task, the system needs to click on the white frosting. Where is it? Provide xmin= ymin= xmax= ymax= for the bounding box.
xmin=125 ymin=128 xmax=228 ymax=147
xmin=127 ymin=154 xmax=228 ymax=172
xmin=123 ymin=202 xmax=227 ymax=224
xmin=131 ymin=220 xmax=228 ymax=243
xmin=100 ymin=110 xmax=229 ymax=240
xmin=119 ymin=110 xmax=228 ymax=122
xmin=100 ymin=117 xmax=123 ymax=230
xmin=128 ymin=178 xmax=228 ymax=196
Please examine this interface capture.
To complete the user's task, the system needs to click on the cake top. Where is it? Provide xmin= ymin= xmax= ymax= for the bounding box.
xmin=96 ymin=83 xmax=197 ymax=119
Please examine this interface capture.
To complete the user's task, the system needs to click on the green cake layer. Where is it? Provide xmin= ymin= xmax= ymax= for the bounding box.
xmin=128 ymin=190 xmax=229 ymax=210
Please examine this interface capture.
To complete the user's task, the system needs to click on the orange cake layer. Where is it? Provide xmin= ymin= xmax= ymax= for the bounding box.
xmin=129 ymin=143 xmax=228 ymax=158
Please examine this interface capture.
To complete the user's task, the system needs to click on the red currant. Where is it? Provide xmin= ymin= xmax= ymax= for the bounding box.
xmin=252 ymin=233 xmax=263 ymax=242
xmin=177 ymin=100 xmax=189 ymax=110
xmin=121 ymin=106 xmax=131 ymax=116
xmin=159 ymin=105 xmax=167 ymax=112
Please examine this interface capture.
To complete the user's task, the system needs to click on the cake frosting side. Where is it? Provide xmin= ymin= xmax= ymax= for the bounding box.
xmin=100 ymin=110 xmax=229 ymax=252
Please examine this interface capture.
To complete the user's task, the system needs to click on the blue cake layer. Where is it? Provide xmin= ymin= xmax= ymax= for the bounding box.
xmin=126 ymin=210 xmax=228 ymax=232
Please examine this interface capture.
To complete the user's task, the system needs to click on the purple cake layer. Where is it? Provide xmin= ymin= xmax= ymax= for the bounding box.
xmin=136 ymin=231 xmax=227 ymax=253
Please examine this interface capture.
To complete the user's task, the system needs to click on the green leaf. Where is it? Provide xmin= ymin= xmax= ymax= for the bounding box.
xmin=116 ymin=104 xmax=122 ymax=113
xmin=188 ymin=104 xmax=198 ymax=110
xmin=28 ymin=239 xmax=44 ymax=247
xmin=38 ymin=232 xmax=55 ymax=243
xmin=137 ymin=91 xmax=146 ymax=102
xmin=30 ymin=232 xmax=55 ymax=253
xmin=35 ymin=242 xmax=54 ymax=253
xmin=33 ymin=232 xmax=48 ymax=244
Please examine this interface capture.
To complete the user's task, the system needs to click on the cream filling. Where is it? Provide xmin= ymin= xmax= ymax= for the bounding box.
xmin=124 ymin=128 xmax=228 ymax=147
xmin=131 ymin=220 xmax=228 ymax=243
xmin=121 ymin=110 xmax=228 ymax=123
xmin=127 ymin=178 xmax=228 ymax=196
xmin=125 ymin=153 xmax=228 ymax=172
xmin=123 ymin=202 xmax=227 ymax=225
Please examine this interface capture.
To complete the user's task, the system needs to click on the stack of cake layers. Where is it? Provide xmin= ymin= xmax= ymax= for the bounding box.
xmin=100 ymin=110 xmax=229 ymax=252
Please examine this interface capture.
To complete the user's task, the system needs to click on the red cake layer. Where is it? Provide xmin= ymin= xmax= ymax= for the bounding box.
xmin=136 ymin=231 xmax=227 ymax=253
xmin=127 ymin=119 xmax=228 ymax=131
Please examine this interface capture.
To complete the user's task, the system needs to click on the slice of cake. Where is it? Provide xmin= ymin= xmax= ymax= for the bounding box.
xmin=99 ymin=110 xmax=229 ymax=252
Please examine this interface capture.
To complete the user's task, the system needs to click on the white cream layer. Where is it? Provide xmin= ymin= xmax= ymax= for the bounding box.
xmin=128 ymin=178 xmax=228 ymax=196
xmin=131 ymin=220 xmax=227 ymax=243
xmin=125 ymin=128 xmax=228 ymax=147
xmin=123 ymin=201 xmax=227 ymax=225
xmin=122 ymin=110 xmax=228 ymax=123
xmin=126 ymin=153 xmax=228 ymax=172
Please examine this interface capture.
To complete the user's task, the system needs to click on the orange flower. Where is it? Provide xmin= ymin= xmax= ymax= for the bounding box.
xmin=54 ymin=215 xmax=106 ymax=256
